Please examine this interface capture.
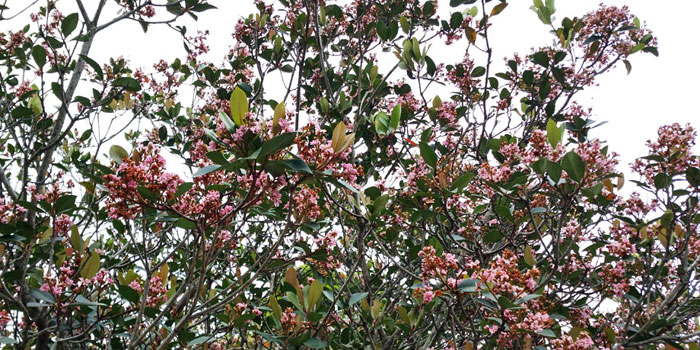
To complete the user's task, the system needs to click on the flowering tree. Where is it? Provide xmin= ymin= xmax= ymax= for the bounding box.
xmin=1 ymin=0 xmax=698 ymax=349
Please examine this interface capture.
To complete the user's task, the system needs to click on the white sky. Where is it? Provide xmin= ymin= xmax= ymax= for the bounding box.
xmin=4 ymin=0 xmax=699 ymax=178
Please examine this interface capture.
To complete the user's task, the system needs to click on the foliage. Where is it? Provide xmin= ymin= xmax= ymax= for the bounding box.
xmin=1 ymin=0 xmax=698 ymax=349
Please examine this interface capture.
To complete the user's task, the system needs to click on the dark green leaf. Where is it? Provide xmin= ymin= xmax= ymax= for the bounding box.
xmin=206 ymin=151 xmax=229 ymax=165
xmin=419 ymin=142 xmax=437 ymax=168
xmin=61 ymin=13 xmax=79 ymax=36
xmin=175 ymin=218 xmax=196 ymax=229
xmin=483 ymin=229 xmax=503 ymax=243
xmin=113 ymin=77 xmax=141 ymax=92
xmin=137 ymin=186 xmax=159 ymax=202
xmin=450 ymin=12 xmax=463 ymax=29
xmin=450 ymin=172 xmax=475 ymax=191
xmin=193 ymin=164 xmax=221 ymax=178
xmin=259 ymin=132 xmax=296 ymax=158
xmin=560 ymin=151 xmax=585 ymax=182
xmin=174 ymin=182 xmax=193 ymax=197
xmin=531 ymin=51 xmax=549 ymax=68
xmin=31 ymin=46 xmax=46 ymax=67
xmin=80 ymin=55 xmax=103 ymax=80
xmin=471 ymin=66 xmax=486 ymax=77
xmin=686 ymin=167 xmax=700 ymax=187
xmin=547 ymin=160 xmax=562 ymax=184
xmin=53 ymin=195 xmax=76 ymax=213
xmin=653 ymin=173 xmax=670 ymax=190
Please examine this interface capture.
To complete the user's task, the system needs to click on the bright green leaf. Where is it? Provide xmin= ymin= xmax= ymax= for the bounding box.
xmin=230 ymin=87 xmax=248 ymax=126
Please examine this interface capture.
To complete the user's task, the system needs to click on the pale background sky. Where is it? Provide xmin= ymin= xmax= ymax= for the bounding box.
xmin=5 ymin=0 xmax=699 ymax=179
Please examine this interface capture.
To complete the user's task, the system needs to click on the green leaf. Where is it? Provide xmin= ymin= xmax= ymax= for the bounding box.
xmin=283 ymin=158 xmax=312 ymax=174
xmin=390 ymin=104 xmax=401 ymax=131
xmin=31 ymin=46 xmax=46 ymax=67
xmin=376 ymin=21 xmax=388 ymax=41
xmin=109 ymin=145 xmax=129 ymax=165
xmin=546 ymin=119 xmax=560 ymax=147
xmin=498 ymin=296 xmax=522 ymax=310
xmin=137 ymin=186 xmax=159 ymax=202
xmin=30 ymin=289 xmax=55 ymax=303
xmin=218 ymin=111 xmax=236 ymax=133
xmin=653 ymin=173 xmax=670 ymax=190
xmin=425 ymin=55 xmax=436 ymax=76
xmin=348 ymin=292 xmax=369 ymax=306
xmin=303 ymin=338 xmax=328 ymax=349
xmin=80 ymin=253 xmax=100 ymax=279
xmin=265 ymin=158 xmax=313 ymax=176
xmin=531 ymin=51 xmax=549 ymax=68
xmin=29 ymin=94 xmax=42 ymax=114
xmin=175 ymin=218 xmax=196 ymax=229
xmin=54 ymin=195 xmax=76 ymax=213
xmin=113 ymin=77 xmax=141 ymax=92
xmin=285 ymin=291 xmax=304 ymax=311
xmin=515 ymin=293 xmax=540 ymax=304
xmin=70 ymin=225 xmax=82 ymax=251
xmin=187 ymin=336 xmax=211 ymax=346
xmin=372 ymin=194 xmax=390 ymax=216
xmin=400 ymin=16 xmax=410 ymax=33
xmin=483 ymin=229 xmax=503 ymax=243
xmin=73 ymin=294 xmax=106 ymax=307
xmin=193 ymin=164 xmax=222 ymax=178
xmin=428 ymin=236 xmax=444 ymax=256
xmin=457 ymin=279 xmax=477 ymax=293
xmin=61 ymin=13 xmax=79 ymax=36
xmin=623 ymin=59 xmax=632 ymax=75
xmin=686 ymin=167 xmax=700 ymax=187
xmin=524 ymin=246 xmax=536 ymax=267
xmin=0 ymin=336 xmax=18 ymax=344
xmin=203 ymin=128 xmax=223 ymax=145
xmin=450 ymin=172 xmax=475 ymax=191
xmin=307 ymin=279 xmax=323 ymax=311
xmin=547 ymin=160 xmax=562 ymax=184
xmin=374 ymin=112 xmax=389 ymax=136
xmin=269 ymin=296 xmax=282 ymax=320
xmin=174 ymin=182 xmax=193 ymax=197
xmin=450 ymin=12 xmax=463 ymax=30
xmin=206 ymin=151 xmax=229 ymax=165
xmin=471 ymin=66 xmax=486 ymax=77
xmin=419 ymin=142 xmax=437 ymax=168
xmin=259 ymin=132 xmax=296 ymax=158
xmin=538 ymin=329 xmax=556 ymax=338
xmin=535 ymin=6 xmax=552 ymax=24
xmin=230 ymin=86 xmax=248 ymax=126
xmin=603 ymin=327 xmax=616 ymax=343
xmin=560 ymin=151 xmax=585 ymax=182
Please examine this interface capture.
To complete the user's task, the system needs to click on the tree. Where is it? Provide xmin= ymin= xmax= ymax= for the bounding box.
xmin=0 ymin=0 xmax=697 ymax=349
